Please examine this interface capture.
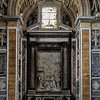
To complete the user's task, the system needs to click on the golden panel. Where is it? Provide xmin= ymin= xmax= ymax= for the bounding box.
xmin=8 ymin=21 xmax=18 ymax=27
xmin=80 ymin=22 xmax=91 ymax=28
xmin=8 ymin=29 xmax=16 ymax=100
xmin=82 ymin=30 xmax=90 ymax=100
xmin=92 ymin=23 xmax=100 ymax=29
xmin=0 ymin=21 xmax=6 ymax=27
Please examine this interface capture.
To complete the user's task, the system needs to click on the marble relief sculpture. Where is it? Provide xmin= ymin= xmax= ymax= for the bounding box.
xmin=37 ymin=52 xmax=61 ymax=91
xmin=0 ymin=30 xmax=7 ymax=49
xmin=92 ymin=0 xmax=100 ymax=14
xmin=91 ymin=30 xmax=100 ymax=49
xmin=0 ymin=0 xmax=7 ymax=15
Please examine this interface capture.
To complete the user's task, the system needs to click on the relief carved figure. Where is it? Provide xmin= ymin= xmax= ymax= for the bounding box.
xmin=38 ymin=72 xmax=45 ymax=89
xmin=0 ymin=30 xmax=6 ymax=48
xmin=91 ymin=30 xmax=100 ymax=49
xmin=92 ymin=0 xmax=100 ymax=13
xmin=37 ymin=52 xmax=61 ymax=91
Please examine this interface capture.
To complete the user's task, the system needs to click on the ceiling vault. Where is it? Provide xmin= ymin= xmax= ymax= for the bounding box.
xmin=6 ymin=0 xmax=92 ymax=28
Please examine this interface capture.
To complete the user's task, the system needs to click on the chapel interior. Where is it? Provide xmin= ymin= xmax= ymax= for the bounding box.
xmin=0 ymin=0 xmax=100 ymax=100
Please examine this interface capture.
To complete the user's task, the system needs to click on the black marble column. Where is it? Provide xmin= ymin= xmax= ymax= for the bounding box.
xmin=67 ymin=34 xmax=72 ymax=90
xmin=27 ymin=32 xmax=31 ymax=89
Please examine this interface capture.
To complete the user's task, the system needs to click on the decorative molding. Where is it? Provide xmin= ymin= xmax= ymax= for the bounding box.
xmin=0 ymin=16 xmax=23 ymax=25
xmin=75 ymin=16 xmax=100 ymax=25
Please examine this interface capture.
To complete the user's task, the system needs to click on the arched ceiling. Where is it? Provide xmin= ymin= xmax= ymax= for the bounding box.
xmin=7 ymin=0 xmax=91 ymax=28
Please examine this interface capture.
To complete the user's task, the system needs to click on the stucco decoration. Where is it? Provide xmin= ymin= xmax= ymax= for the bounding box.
xmin=0 ymin=0 xmax=7 ymax=15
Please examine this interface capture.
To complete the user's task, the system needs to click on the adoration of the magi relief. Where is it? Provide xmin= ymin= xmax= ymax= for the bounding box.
xmin=37 ymin=52 xmax=61 ymax=92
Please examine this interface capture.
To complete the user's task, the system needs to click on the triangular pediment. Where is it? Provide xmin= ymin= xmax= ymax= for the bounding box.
xmin=27 ymin=23 xmax=74 ymax=32
xmin=27 ymin=23 xmax=40 ymax=30
xmin=59 ymin=23 xmax=73 ymax=31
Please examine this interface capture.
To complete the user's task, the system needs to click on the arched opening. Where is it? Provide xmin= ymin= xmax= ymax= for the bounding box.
xmin=25 ymin=0 xmax=76 ymax=100
xmin=1 ymin=0 xmax=99 ymax=100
